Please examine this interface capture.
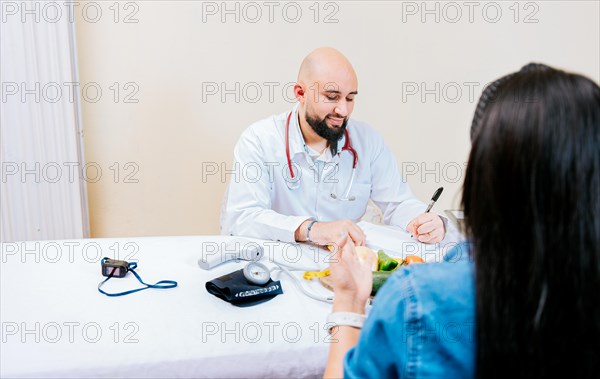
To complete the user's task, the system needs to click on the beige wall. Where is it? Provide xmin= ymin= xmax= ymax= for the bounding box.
xmin=75 ymin=1 xmax=600 ymax=238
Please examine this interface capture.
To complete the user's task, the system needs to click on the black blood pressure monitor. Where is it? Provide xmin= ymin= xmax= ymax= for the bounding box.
xmin=205 ymin=261 xmax=283 ymax=307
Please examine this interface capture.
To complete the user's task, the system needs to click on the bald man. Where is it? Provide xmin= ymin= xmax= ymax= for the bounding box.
xmin=221 ymin=47 xmax=447 ymax=246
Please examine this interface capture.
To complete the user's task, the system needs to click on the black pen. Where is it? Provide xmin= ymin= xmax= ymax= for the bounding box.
xmin=425 ymin=187 xmax=444 ymax=213
xmin=411 ymin=187 xmax=444 ymax=238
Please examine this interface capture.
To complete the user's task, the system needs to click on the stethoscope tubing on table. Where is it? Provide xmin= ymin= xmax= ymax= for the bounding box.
xmin=284 ymin=111 xmax=358 ymax=201
xmin=270 ymin=262 xmax=372 ymax=306
xmin=237 ymin=259 xmax=367 ymax=305
xmin=263 ymin=256 xmax=334 ymax=303
xmin=270 ymin=262 xmax=334 ymax=303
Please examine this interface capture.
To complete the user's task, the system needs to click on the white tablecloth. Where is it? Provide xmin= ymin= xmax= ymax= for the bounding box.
xmin=1 ymin=235 xmax=336 ymax=378
xmin=1 ymin=225 xmax=462 ymax=378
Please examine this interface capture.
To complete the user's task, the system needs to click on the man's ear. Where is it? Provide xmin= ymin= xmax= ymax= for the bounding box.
xmin=293 ymin=83 xmax=305 ymax=103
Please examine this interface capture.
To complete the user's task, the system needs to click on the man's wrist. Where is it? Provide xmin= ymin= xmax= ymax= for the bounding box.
xmin=294 ymin=218 xmax=313 ymax=242
xmin=306 ymin=219 xmax=318 ymax=242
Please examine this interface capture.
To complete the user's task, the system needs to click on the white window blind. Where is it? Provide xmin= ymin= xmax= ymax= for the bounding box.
xmin=1 ymin=1 xmax=89 ymax=242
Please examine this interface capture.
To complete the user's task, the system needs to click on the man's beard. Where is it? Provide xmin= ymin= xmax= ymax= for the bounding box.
xmin=305 ymin=112 xmax=348 ymax=143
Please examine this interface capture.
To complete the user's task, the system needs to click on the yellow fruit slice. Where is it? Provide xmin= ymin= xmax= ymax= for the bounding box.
xmin=303 ymin=268 xmax=330 ymax=280
xmin=326 ymin=244 xmax=379 ymax=271
xmin=355 ymin=246 xmax=379 ymax=271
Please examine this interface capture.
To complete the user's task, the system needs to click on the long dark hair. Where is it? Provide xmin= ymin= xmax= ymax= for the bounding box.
xmin=463 ymin=64 xmax=600 ymax=378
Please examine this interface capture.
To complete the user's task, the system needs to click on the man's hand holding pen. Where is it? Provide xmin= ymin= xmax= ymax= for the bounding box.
xmin=407 ymin=187 xmax=446 ymax=244
xmin=407 ymin=213 xmax=446 ymax=243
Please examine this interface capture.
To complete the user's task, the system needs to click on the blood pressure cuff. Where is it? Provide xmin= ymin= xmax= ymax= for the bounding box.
xmin=205 ymin=269 xmax=283 ymax=307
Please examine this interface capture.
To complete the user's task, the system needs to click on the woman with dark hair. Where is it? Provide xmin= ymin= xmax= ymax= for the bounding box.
xmin=322 ymin=64 xmax=600 ymax=379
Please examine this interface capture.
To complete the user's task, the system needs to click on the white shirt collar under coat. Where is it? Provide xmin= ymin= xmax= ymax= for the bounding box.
xmin=288 ymin=103 xmax=347 ymax=161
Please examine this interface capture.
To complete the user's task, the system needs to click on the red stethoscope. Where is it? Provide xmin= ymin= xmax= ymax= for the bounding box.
xmin=284 ymin=111 xmax=358 ymax=201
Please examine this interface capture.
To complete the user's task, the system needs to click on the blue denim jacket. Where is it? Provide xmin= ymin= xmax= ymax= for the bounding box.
xmin=344 ymin=242 xmax=475 ymax=379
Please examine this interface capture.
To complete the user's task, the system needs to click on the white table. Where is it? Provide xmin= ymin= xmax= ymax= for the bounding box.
xmin=1 ymin=223 xmax=462 ymax=378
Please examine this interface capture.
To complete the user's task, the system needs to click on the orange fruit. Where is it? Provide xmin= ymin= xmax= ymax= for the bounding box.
xmin=404 ymin=255 xmax=425 ymax=265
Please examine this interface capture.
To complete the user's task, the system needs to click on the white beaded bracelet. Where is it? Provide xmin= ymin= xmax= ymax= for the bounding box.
xmin=326 ymin=312 xmax=365 ymax=333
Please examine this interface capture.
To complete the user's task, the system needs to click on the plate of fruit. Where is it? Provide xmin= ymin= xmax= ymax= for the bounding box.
xmin=303 ymin=246 xmax=425 ymax=296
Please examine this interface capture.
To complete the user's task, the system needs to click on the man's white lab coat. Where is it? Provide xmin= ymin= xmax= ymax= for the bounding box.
xmin=221 ymin=103 xmax=430 ymax=243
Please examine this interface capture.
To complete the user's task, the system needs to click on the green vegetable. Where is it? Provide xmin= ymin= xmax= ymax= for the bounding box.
xmin=371 ymin=271 xmax=393 ymax=296
xmin=377 ymin=249 xmax=393 ymax=263
xmin=377 ymin=249 xmax=399 ymax=272
xmin=379 ymin=259 xmax=399 ymax=271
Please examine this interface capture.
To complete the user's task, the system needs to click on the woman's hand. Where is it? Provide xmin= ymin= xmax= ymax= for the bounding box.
xmin=328 ymin=233 xmax=375 ymax=313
